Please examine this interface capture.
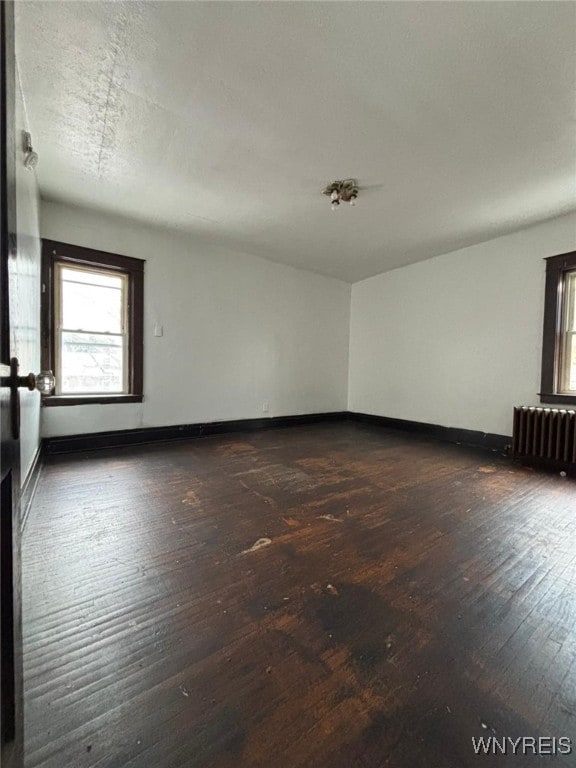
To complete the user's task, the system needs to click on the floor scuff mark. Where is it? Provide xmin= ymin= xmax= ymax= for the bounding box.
xmin=241 ymin=538 xmax=272 ymax=555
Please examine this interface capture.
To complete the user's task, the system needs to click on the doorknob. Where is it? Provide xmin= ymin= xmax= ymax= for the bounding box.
xmin=1 ymin=358 xmax=55 ymax=393
xmin=15 ymin=370 xmax=55 ymax=393
xmin=1 ymin=359 xmax=55 ymax=440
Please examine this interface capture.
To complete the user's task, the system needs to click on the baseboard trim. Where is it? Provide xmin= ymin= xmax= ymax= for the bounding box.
xmin=21 ymin=444 xmax=43 ymax=532
xmin=348 ymin=411 xmax=511 ymax=452
xmin=42 ymin=411 xmax=349 ymax=455
xmin=42 ymin=409 xmax=511 ymax=456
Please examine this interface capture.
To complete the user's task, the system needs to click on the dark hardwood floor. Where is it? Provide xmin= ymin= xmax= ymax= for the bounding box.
xmin=23 ymin=423 xmax=576 ymax=767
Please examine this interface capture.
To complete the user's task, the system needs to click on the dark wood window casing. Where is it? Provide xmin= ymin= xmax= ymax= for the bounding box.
xmin=540 ymin=250 xmax=576 ymax=406
xmin=41 ymin=239 xmax=144 ymax=407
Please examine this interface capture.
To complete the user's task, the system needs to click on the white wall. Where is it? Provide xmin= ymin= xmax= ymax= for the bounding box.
xmin=14 ymin=64 xmax=41 ymax=480
xmin=39 ymin=202 xmax=576 ymax=441
xmin=349 ymin=212 xmax=576 ymax=437
xmin=40 ymin=202 xmax=350 ymax=437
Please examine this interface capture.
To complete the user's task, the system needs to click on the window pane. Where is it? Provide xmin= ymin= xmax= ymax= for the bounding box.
xmin=61 ymin=267 xmax=122 ymax=289
xmin=567 ymin=272 xmax=576 ymax=333
xmin=60 ymin=332 xmax=124 ymax=393
xmin=567 ymin=333 xmax=576 ymax=392
xmin=61 ymin=268 xmax=124 ymax=333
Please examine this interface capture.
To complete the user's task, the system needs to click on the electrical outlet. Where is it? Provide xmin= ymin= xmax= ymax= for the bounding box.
xmin=262 ymin=401 xmax=269 ymax=413
xmin=154 ymin=323 xmax=163 ymax=337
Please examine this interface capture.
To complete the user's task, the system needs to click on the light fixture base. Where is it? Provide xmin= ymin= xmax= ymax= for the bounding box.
xmin=323 ymin=179 xmax=359 ymax=207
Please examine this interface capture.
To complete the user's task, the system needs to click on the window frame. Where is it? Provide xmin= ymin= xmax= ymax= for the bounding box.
xmin=41 ymin=239 xmax=144 ymax=406
xmin=540 ymin=250 xmax=576 ymax=406
xmin=54 ymin=262 xmax=130 ymax=396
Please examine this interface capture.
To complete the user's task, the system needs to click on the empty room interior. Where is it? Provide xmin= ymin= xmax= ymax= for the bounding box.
xmin=1 ymin=1 xmax=576 ymax=766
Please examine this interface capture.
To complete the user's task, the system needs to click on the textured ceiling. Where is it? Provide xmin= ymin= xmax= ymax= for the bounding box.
xmin=15 ymin=1 xmax=576 ymax=282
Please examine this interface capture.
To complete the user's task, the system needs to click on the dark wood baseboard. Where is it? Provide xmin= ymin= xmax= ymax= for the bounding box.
xmin=42 ymin=409 xmax=511 ymax=456
xmin=348 ymin=411 xmax=511 ymax=453
xmin=42 ymin=412 xmax=349 ymax=455
xmin=21 ymin=445 xmax=42 ymax=532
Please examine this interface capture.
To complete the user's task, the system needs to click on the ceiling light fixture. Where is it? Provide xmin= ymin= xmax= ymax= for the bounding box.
xmin=323 ymin=179 xmax=358 ymax=210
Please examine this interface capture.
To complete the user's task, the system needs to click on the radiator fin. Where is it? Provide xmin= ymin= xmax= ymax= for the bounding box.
xmin=513 ymin=406 xmax=576 ymax=465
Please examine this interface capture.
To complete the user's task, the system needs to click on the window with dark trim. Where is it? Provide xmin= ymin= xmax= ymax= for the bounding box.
xmin=540 ymin=250 xmax=576 ymax=406
xmin=41 ymin=239 xmax=144 ymax=406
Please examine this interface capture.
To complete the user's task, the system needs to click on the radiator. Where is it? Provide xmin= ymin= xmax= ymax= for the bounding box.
xmin=513 ymin=406 xmax=576 ymax=464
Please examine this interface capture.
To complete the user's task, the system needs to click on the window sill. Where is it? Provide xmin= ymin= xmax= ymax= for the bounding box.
xmin=42 ymin=394 xmax=143 ymax=407
xmin=538 ymin=393 xmax=576 ymax=407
